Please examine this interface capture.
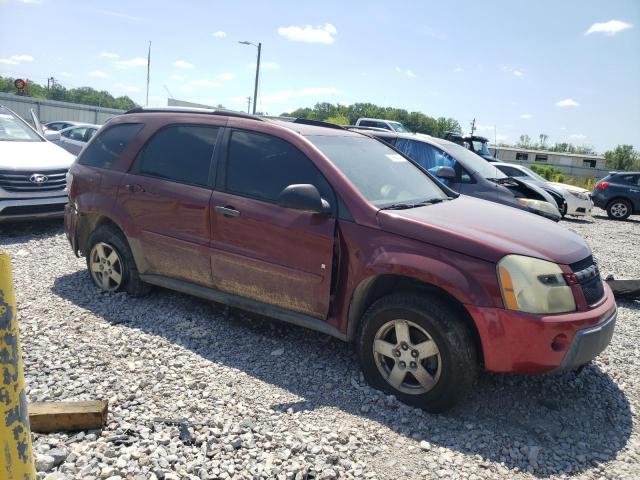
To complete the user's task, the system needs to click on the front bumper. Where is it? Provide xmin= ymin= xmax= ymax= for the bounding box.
xmin=466 ymin=282 xmax=617 ymax=373
xmin=0 ymin=195 xmax=67 ymax=222
xmin=566 ymin=197 xmax=593 ymax=216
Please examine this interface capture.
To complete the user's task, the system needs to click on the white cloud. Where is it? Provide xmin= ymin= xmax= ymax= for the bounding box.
xmin=0 ymin=54 xmax=33 ymax=65
xmin=60 ymin=72 xmax=72 ymax=77
xmin=217 ymin=72 xmax=234 ymax=81
xmin=502 ymin=65 xmax=525 ymax=76
xmin=100 ymin=51 xmax=120 ymax=59
xmin=277 ymin=23 xmax=337 ymax=44
xmin=189 ymin=79 xmax=224 ymax=88
xmin=556 ymin=98 xmax=580 ymax=107
xmin=114 ymin=83 xmax=140 ymax=92
xmin=173 ymin=60 xmax=195 ymax=69
xmin=585 ymin=20 xmax=633 ymax=36
xmin=17 ymin=0 xmax=42 ymax=3
xmin=520 ymin=113 xmax=532 ymax=119
xmin=395 ymin=67 xmax=416 ymax=78
xmin=569 ymin=133 xmax=587 ymax=140
xmin=453 ymin=67 xmax=464 ymax=73
xmin=171 ymin=74 xmax=186 ymax=81
xmin=248 ymin=61 xmax=279 ymax=70
xmin=115 ymin=57 xmax=147 ymax=68
xmin=211 ymin=31 xmax=226 ymax=38
xmin=96 ymin=9 xmax=149 ymax=22
xmin=89 ymin=70 xmax=109 ymax=78
xmin=513 ymin=70 xmax=524 ymax=76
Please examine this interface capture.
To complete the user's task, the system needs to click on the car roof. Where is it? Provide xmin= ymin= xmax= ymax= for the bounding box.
xmin=269 ymin=119 xmax=360 ymax=137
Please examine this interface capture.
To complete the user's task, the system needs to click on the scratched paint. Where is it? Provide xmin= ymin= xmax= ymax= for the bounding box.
xmin=0 ymin=254 xmax=35 ymax=480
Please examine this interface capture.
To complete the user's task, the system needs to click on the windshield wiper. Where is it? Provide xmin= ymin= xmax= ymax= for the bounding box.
xmin=380 ymin=198 xmax=446 ymax=210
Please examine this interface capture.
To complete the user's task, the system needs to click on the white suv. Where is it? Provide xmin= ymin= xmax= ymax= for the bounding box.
xmin=0 ymin=106 xmax=75 ymax=222
xmin=355 ymin=118 xmax=411 ymax=132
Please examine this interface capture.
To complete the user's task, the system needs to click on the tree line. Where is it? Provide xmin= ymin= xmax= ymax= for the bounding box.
xmin=0 ymin=76 xmax=137 ymax=110
xmin=281 ymin=102 xmax=462 ymax=138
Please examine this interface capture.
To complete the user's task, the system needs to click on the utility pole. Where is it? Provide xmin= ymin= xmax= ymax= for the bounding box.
xmin=146 ymin=41 xmax=151 ymax=106
xmin=246 ymin=96 xmax=252 ymax=114
xmin=238 ymin=41 xmax=261 ymax=115
xmin=470 ymin=118 xmax=476 ymax=135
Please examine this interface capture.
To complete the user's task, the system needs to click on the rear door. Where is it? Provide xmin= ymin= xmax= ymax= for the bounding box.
xmin=620 ymin=174 xmax=640 ymax=211
xmin=210 ymin=129 xmax=336 ymax=319
xmin=117 ymin=124 xmax=221 ymax=286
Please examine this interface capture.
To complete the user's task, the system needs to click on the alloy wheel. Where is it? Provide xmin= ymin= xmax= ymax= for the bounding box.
xmin=610 ymin=202 xmax=628 ymax=218
xmin=373 ymin=319 xmax=442 ymax=395
xmin=89 ymin=242 xmax=123 ymax=291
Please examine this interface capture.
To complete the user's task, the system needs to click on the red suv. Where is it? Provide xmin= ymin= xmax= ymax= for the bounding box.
xmin=64 ymin=107 xmax=617 ymax=412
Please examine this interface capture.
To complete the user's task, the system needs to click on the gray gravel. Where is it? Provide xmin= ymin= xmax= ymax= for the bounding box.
xmin=0 ymin=208 xmax=638 ymax=479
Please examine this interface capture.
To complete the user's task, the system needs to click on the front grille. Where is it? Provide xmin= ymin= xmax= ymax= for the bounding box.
xmin=0 ymin=169 xmax=67 ymax=193
xmin=570 ymin=255 xmax=605 ymax=305
xmin=1 ymin=203 xmax=65 ymax=216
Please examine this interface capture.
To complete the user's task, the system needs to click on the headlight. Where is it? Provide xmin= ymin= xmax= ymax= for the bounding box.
xmin=497 ymin=255 xmax=576 ymax=314
xmin=516 ymin=198 xmax=560 ymax=218
xmin=568 ymin=190 xmax=590 ymax=201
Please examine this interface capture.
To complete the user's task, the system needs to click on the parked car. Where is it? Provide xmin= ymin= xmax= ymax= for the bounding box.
xmin=355 ymin=129 xmax=561 ymax=221
xmin=45 ymin=123 xmax=100 ymax=156
xmin=592 ymin=172 xmax=640 ymax=220
xmin=0 ymin=105 xmax=75 ymax=221
xmin=65 ymin=108 xmax=616 ymax=412
xmin=444 ymin=132 xmax=496 ymax=162
xmin=43 ymin=121 xmax=86 ymax=132
xmin=491 ymin=162 xmax=592 ymax=217
xmin=355 ymin=118 xmax=411 ymax=133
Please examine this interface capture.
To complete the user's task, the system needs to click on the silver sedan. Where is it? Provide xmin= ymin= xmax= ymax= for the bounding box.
xmin=44 ymin=123 xmax=100 ymax=156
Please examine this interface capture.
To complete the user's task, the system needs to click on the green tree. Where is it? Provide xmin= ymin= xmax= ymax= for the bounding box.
xmin=604 ymin=144 xmax=639 ymax=171
xmin=517 ymin=134 xmax=532 ymax=148
xmin=324 ymin=114 xmax=349 ymax=126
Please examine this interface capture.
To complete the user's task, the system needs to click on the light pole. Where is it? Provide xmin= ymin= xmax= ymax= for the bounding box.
xmin=239 ymin=41 xmax=261 ymax=115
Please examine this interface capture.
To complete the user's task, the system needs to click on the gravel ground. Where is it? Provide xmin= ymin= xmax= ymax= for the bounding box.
xmin=1 ymin=209 xmax=638 ymax=480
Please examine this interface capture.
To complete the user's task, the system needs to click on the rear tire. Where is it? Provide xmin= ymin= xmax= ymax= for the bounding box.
xmin=86 ymin=225 xmax=150 ymax=297
xmin=356 ymin=293 xmax=477 ymax=413
xmin=606 ymin=199 xmax=632 ymax=220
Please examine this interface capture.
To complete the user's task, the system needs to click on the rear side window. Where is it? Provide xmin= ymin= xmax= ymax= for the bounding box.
xmin=619 ymin=174 xmax=640 ymax=186
xmin=134 ymin=125 xmax=219 ymax=187
xmin=79 ymin=123 xmax=143 ymax=169
xmin=499 ymin=165 xmax=525 ymax=177
xmin=224 ymin=130 xmax=334 ymax=204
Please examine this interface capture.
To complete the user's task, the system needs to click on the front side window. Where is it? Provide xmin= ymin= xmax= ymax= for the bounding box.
xmin=395 ymin=139 xmax=456 ymax=172
xmin=79 ymin=123 xmax=143 ymax=169
xmin=308 ymin=135 xmax=447 ymax=208
xmin=225 ymin=130 xmax=334 ymax=204
xmin=498 ymin=165 xmax=525 ymax=177
xmin=64 ymin=127 xmax=89 ymax=141
xmin=134 ymin=125 xmax=219 ymax=187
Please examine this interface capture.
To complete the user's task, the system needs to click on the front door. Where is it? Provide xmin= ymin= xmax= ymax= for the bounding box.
xmin=210 ymin=129 xmax=336 ymax=319
xmin=117 ymin=124 xmax=221 ymax=286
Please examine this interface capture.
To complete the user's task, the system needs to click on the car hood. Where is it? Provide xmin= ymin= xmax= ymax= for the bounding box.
xmin=0 ymin=140 xmax=75 ymax=170
xmin=548 ymin=182 xmax=589 ymax=194
xmin=377 ymin=195 xmax=590 ymax=265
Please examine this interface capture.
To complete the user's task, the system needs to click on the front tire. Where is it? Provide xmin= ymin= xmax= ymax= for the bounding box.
xmin=86 ymin=225 xmax=150 ymax=296
xmin=606 ymin=199 xmax=632 ymax=220
xmin=356 ymin=293 xmax=477 ymax=413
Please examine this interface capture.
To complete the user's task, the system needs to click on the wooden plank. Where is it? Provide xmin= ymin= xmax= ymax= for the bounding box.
xmin=28 ymin=401 xmax=108 ymax=433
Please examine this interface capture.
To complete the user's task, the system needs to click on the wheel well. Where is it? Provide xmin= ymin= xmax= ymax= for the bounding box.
xmin=346 ymin=274 xmax=484 ymax=366
xmin=606 ymin=196 xmax=631 ymax=208
xmin=77 ymin=214 xmax=124 ymax=256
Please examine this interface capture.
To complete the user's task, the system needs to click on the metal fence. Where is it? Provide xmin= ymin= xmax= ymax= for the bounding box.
xmin=493 ymin=158 xmax=610 ymax=180
xmin=0 ymin=92 xmax=124 ymax=125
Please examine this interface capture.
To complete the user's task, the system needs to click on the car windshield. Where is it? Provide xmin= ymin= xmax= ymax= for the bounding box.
xmin=307 ymin=135 xmax=448 ymax=208
xmin=0 ymin=107 xmax=42 ymax=142
xmin=389 ymin=122 xmax=411 ymax=133
xmin=519 ymin=166 xmax=548 ymax=183
xmin=437 ymin=141 xmax=506 ymax=179
xmin=472 ymin=140 xmax=491 ymax=156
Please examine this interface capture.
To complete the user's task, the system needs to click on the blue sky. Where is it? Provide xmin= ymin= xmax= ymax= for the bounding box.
xmin=0 ymin=0 xmax=638 ymax=152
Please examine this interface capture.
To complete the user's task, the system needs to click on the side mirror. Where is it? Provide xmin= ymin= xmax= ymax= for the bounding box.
xmin=277 ymin=184 xmax=331 ymax=214
xmin=44 ymin=132 xmax=61 ymax=141
xmin=434 ymin=166 xmax=456 ymax=180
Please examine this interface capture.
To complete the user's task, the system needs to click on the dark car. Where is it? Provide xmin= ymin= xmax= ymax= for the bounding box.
xmin=65 ymin=108 xmax=615 ymax=412
xmin=356 ymin=130 xmax=561 ymax=221
xmin=444 ymin=132 xmax=496 ymax=162
xmin=592 ymin=172 xmax=640 ymax=220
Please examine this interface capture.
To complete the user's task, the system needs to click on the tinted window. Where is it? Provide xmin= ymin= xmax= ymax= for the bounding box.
xmin=498 ymin=165 xmax=525 ymax=177
xmin=134 ymin=125 xmax=218 ymax=187
xmin=78 ymin=123 xmax=143 ymax=169
xmin=225 ymin=130 xmax=333 ymax=204
xmin=360 ymin=120 xmax=375 ymax=127
xmin=64 ymin=127 xmax=88 ymax=141
xmin=308 ymin=135 xmax=447 ymax=207
xmin=620 ymin=174 xmax=640 ymax=186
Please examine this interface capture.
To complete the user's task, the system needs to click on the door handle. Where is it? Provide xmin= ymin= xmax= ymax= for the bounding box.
xmin=125 ymin=184 xmax=145 ymax=193
xmin=215 ymin=206 xmax=240 ymax=217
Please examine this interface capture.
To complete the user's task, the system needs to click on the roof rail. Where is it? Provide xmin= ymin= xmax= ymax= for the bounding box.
xmin=291 ymin=118 xmax=345 ymax=130
xmin=124 ymin=106 xmax=264 ymax=121
xmin=345 ymin=125 xmax=391 ymax=133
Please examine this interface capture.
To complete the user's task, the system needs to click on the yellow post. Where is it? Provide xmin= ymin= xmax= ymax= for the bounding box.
xmin=0 ymin=254 xmax=35 ymax=480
